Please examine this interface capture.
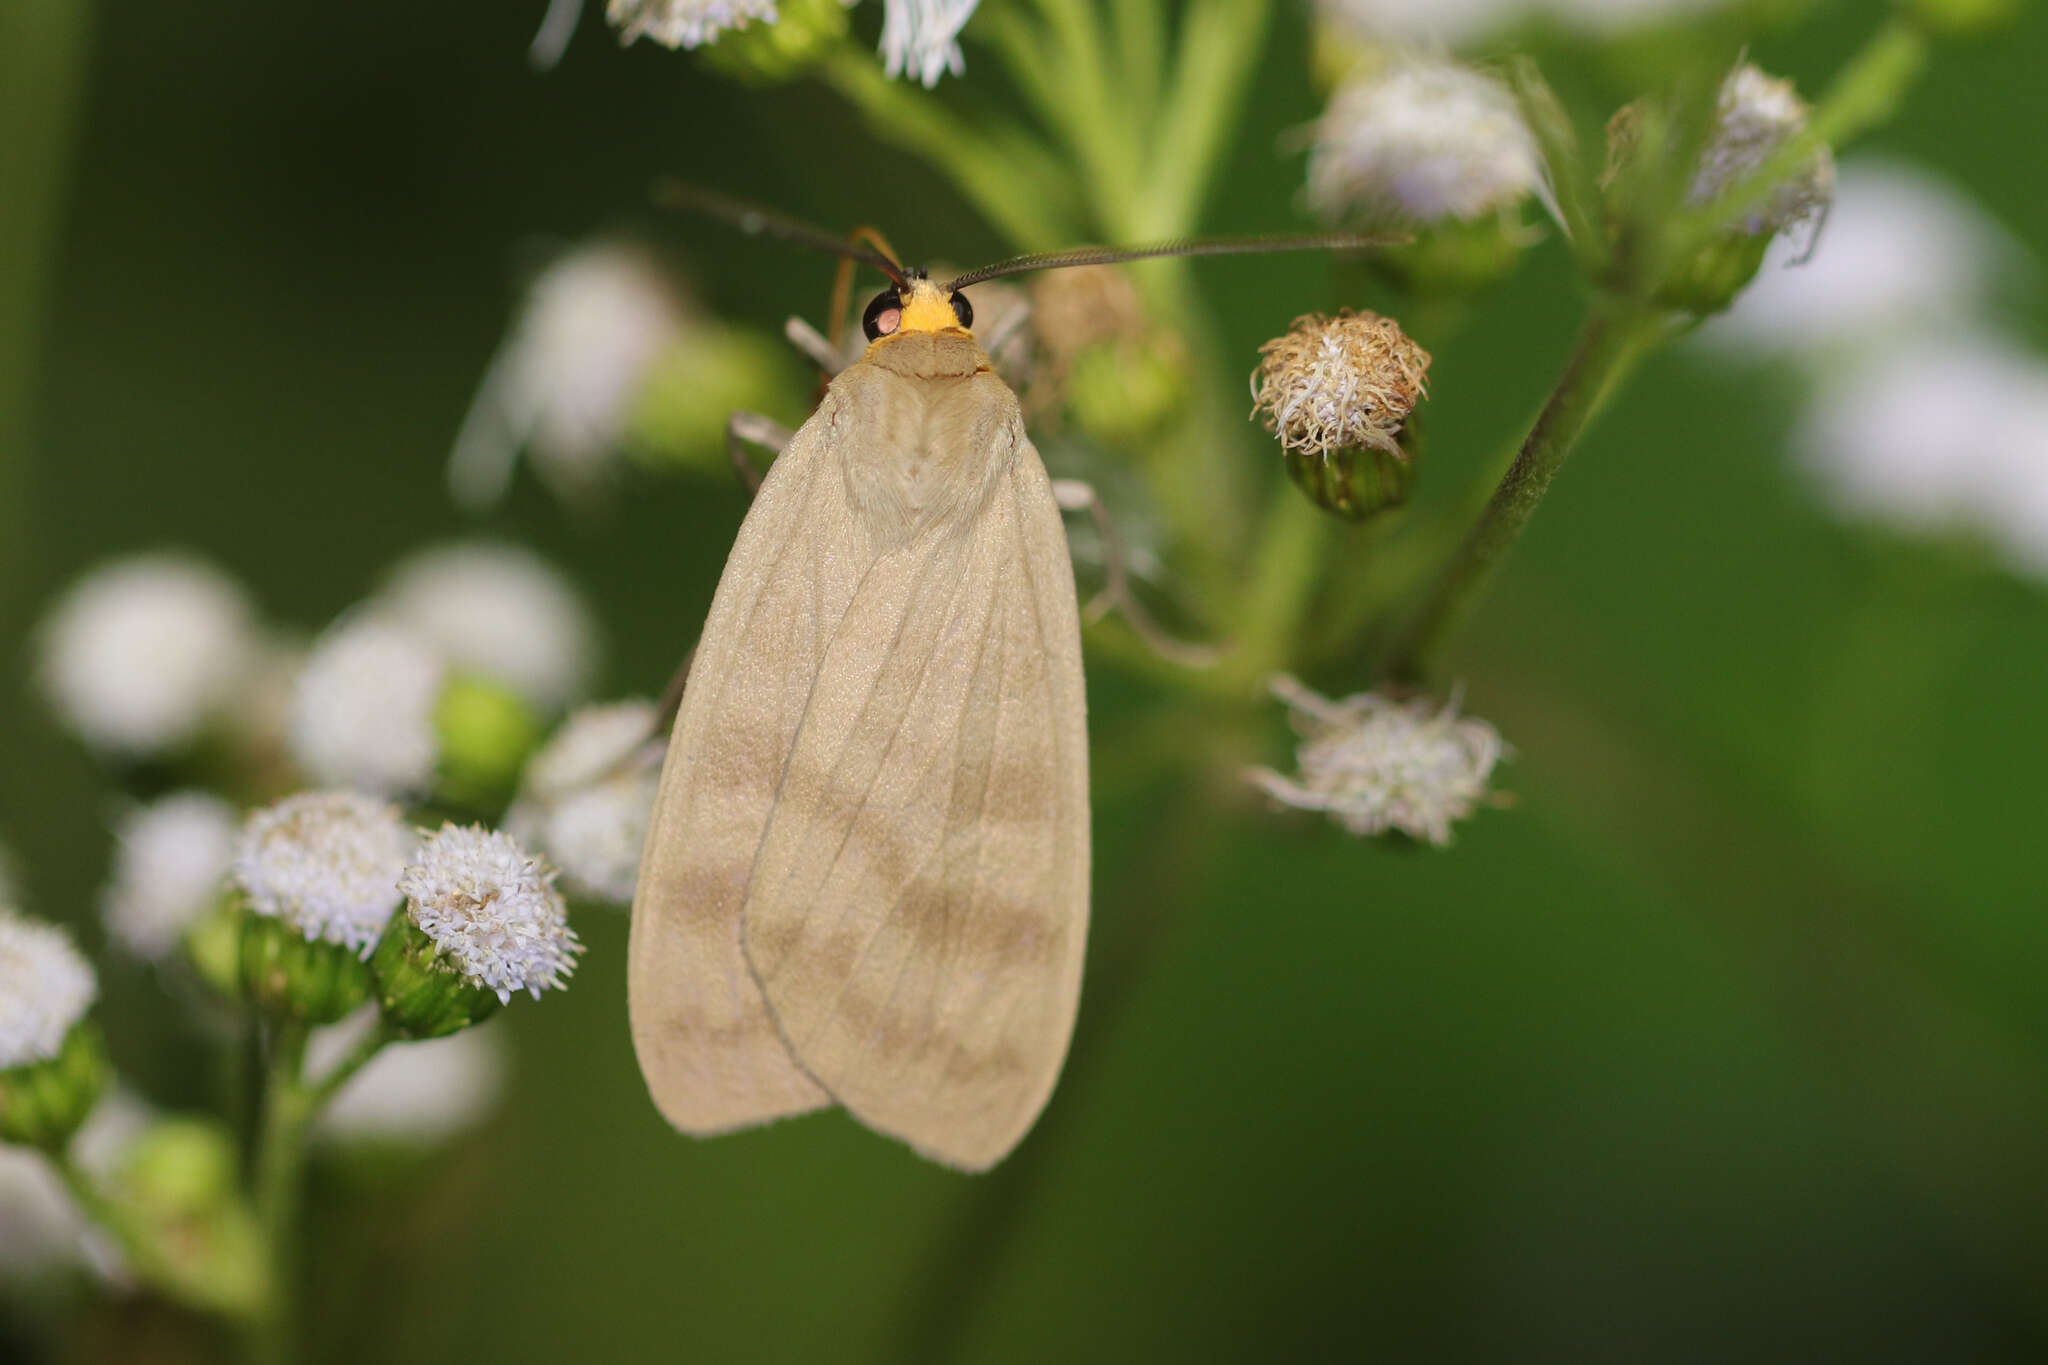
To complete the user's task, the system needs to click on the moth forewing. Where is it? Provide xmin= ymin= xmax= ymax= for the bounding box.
xmin=630 ymin=310 xmax=1090 ymax=1169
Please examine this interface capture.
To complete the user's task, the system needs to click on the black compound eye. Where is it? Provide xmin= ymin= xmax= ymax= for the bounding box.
xmin=949 ymin=290 xmax=973 ymax=329
xmin=862 ymin=287 xmax=903 ymax=341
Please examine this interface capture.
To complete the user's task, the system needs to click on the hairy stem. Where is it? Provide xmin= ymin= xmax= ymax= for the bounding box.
xmin=249 ymin=1021 xmax=311 ymax=1365
xmin=1383 ymin=306 xmax=1663 ymax=681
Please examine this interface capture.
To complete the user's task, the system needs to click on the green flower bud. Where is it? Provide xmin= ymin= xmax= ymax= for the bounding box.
xmin=1284 ymin=442 xmax=1416 ymax=522
xmin=369 ymin=908 xmax=502 ymax=1039
xmin=1654 ymin=229 xmax=1774 ymax=315
xmin=1066 ymin=334 xmax=1189 ymax=447
xmin=107 ymin=1116 xmax=268 ymax=1316
xmin=238 ymin=907 xmax=372 ymax=1025
xmin=699 ymin=0 xmax=847 ymax=83
xmin=433 ymin=673 xmax=543 ymax=816
xmin=119 ymin=1116 xmax=238 ymax=1220
xmin=0 ymin=1022 xmax=110 ymax=1150
xmin=1374 ymin=213 xmax=1528 ymax=296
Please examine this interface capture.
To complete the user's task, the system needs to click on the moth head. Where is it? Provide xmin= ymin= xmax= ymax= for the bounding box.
xmin=863 ymin=270 xmax=973 ymax=342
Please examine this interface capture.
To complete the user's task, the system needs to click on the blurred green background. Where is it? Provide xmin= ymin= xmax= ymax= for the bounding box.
xmin=6 ymin=0 xmax=2048 ymax=1359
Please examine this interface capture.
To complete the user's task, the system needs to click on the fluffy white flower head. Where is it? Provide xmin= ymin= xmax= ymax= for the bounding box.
xmin=1797 ymin=332 xmax=2048 ymax=577
xmin=1252 ymin=310 xmax=1431 ymax=458
xmin=377 ymin=543 xmax=597 ymax=711
xmin=508 ymin=701 xmax=661 ymax=904
xmin=233 ymin=792 xmax=416 ymax=955
xmin=1247 ymin=675 xmax=1507 ymax=846
xmin=310 ymin=1009 xmax=506 ymax=1144
xmin=1309 ymin=56 xmax=1545 ymax=223
xmin=36 ymin=554 xmax=259 ymax=757
xmin=606 ymin=0 xmax=778 ymax=48
xmin=0 ymin=914 xmax=97 ymax=1069
xmin=102 ymin=792 xmax=239 ymax=961
xmin=1690 ymin=63 xmax=1833 ymax=241
xmin=399 ymin=826 xmax=581 ymax=1003
xmin=289 ymin=616 xmax=445 ymax=798
xmin=1704 ymin=158 xmax=2022 ymax=355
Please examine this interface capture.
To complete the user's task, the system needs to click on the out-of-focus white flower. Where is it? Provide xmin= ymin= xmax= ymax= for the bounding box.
xmin=606 ymin=0 xmax=778 ymax=48
xmin=375 ymin=543 xmax=597 ymax=712
xmin=1543 ymin=0 xmax=1722 ymax=30
xmin=1797 ymin=331 xmax=2048 ymax=577
xmin=289 ymin=617 xmax=445 ymax=798
xmin=398 ymin=826 xmax=581 ymax=1003
xmin=1704 ymin=159 xmax=2023 ymax=355
xmin=451 ymin=243 xmax=686 ymax=508
xmin=0 ymin=1146 xmax=80 ymax=1279
xmin=0 ymin=914 xmax=96 ymax=1070
xmin=1318 ymin=0 xmax=1721 ymax=48
xmin=36 ymin=554 xmax=260 ymax=758
xmin=1689 ymin=63 xmax=1833 ymax=244
xmin=232 ymin=792 xmax=416 ymax=956
xmin=102 ymin=793 xmax=238 ymax=961
xmin=1308 ymin=56 xmax=1546 ymax=224
xmin=1247 ymin=675 xmax=1507 ymax=845
xmin=310 ymin=1008 xmax=506 ymax=1144
xmin=508 ymin=700 xmax=662 ymax=903
xmin=879 ymin=0 xmax=979 ymax=87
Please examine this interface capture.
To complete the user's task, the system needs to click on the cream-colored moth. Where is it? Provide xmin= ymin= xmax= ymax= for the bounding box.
xmin=629 ymin=193 xmax=1383 ymax=1169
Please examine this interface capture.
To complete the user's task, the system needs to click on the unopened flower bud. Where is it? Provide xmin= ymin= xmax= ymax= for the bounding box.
xmin=231 ymin=792 xmax=417 ymax=1022
xmin=1066 ymin=330 xmax=1189 ymax=446
xmin=433 ymin=675 xmax=544 ymax=817
xmin=1247 ymin=675 xmax=1508 ymax=845
xmin=1253 ymin=310 xmax=1430 ymax=519
xmin=0 ymin=915 xmax=107 ymax=1149
xmin=105 ymin=1115 xmax=267 ymax=1316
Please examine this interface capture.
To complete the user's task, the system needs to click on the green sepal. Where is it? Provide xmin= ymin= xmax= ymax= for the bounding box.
xmin=238 ymin=908 xmax=372 ymax=1025
xmin=370 ymin=908 xmax=502 ymax=1039
xmin=0 ymin=1022 xmax=110 ymax=1150
xmin=1285 ymin=442 xmax=1416 ymax=522
xmin=1654 ymin=228 xmax=1774 ymax=316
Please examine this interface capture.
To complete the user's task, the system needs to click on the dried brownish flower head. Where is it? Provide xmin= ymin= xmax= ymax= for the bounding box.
xmin=1251 ymin=309 xmax=1430 ymax=458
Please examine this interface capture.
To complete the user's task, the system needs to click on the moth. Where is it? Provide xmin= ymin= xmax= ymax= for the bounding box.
xmin=629 ymin=191 xmax=1380 ymax=1169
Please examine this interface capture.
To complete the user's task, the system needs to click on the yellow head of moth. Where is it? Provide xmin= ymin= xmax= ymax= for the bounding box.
xmin=862 ymin=270 xmax=975 ymax=349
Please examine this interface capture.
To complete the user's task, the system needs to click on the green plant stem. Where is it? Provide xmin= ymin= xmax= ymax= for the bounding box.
xmin=819 ymin=48 xmax=1072 ymax=251
xmin=1224 ymin=487 xmax=1335 ymax=692
xmin=1382 ymin=305 xmax=1664 ymax=681
xmin=250 ymin=1021 xmax=311 ymax=1365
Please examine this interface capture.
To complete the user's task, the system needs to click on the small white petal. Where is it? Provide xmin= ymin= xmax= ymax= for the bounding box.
xmin=311 ymin=1008 xmax=506 ymax=1145
xmin=232 ymin=792 xmax=416 ymax=954
xmin=36 ymin=554 xmax=259 ymax=758
xmin=1248 ymin=676 xmax=1507 ymax=846
xmin=0 ymin=913 xmax=97 ymax=1070
xmin=606 ymin=0 xmax=778 ymax=48
xmin=1308 ymin=57 xmax=1545 ymax=224
xmin=101 ymin=792 xmax=239 ymax=961
xmin=289 ymin=617 xmax=445 ymax=799
xmin=377 ymin=543 xmax=598 ymax=711
xmin=879 ymin=0 xmax=978 ymax=87
xmin=399 ymin=826 xmax=582 ymax=1002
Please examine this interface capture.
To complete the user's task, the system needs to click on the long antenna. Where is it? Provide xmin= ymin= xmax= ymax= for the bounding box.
xmin=944 ymin=232 xmax=1401 ymax=291
xmin=653 ymin=180 xmax=909 ymax=288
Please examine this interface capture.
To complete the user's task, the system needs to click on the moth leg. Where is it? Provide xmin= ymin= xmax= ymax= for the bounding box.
xmin=1049 ymin=478 xmax=1221 ymax=668
xmin=784 ymin=317 xmax=859 ymax=376
xmin=726 ymin=412 xmax=794 ymax=497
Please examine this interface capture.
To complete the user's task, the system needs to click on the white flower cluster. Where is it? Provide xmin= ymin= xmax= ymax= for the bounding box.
xmin=0 ymin=913 xmax=97 ymax=1070
xmin=1308 ymin=56 xmax=1547 ymax=224
xmin=398 ymin=826 xmax=582 ymax=1003
xmin=1247 ymin=676 xmax=1507 ymax=846
xmin=102 ymin=792 xmax=239 ymax=961
xmin=287 ymin=542 xmax=598 ymax=798
xmin=507 ymin=700 xmax=663 ymax=904
xmin=606 ymin=0 xmax=980 ymax=86
xmin=1703 ymin=159 xmax=2048 ymax=577
xmin=233 ymin=792 xmax=417 ymax=955
xmin=606 ymin=0 xmax=778 ymax=49
xmin=36 ymin=554 xmax=260 ymax=758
